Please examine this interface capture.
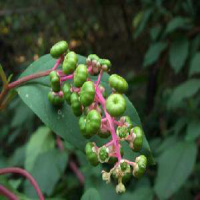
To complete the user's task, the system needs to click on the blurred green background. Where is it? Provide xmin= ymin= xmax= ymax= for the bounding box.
xmin=0 ymin=0 xmax=200 ymax=199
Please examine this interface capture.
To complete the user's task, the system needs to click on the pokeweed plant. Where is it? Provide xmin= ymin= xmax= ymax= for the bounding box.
xmin=0 ymin=40 xmax=154 ymax=198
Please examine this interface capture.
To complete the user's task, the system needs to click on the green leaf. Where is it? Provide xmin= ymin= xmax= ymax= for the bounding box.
xmin=185 ymin=121 xmax=200 ymax=141
xmin=168 ymin=79 xmax=200 ymax=109
xmin=143 ymin=42 xmax=167 ymax=67
xmin=154 ymin=141 xmax=197 ymax=199
xmin=165 ymin=17 xmax=191 ymax=34
xmin=24 ymin=149 xmax=68 ymax=197
xmin=17 ymin=54 xmax=154 ymax=164
xmin=81 ymin=188 xmax=101 ymax=200
xmin=169 ymin=36 xmax=189 ymax=73
xmin=25 ymin=126 xmax=55 ymax=171
xmin=189 ymin=52 xmax=200 ymax=76
xmin=149 ymin=26 xmax=161 ymax=41
xmin=120 ymin=187 xmax=154 ymax=200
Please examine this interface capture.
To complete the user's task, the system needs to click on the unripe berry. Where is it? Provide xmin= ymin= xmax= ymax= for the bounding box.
xmin=130 ymin=126 xmax=143 ymax=152
xmin=49 ymin=71 xmax=60 ymax=92
xmin=79 ymin=110 xmax=101 ymax=138
xmin=80 ymin=81 xmax=96 ymax=107
xmin=106 ymin=94 xmax=126 ymax=117
xmin=99 ymin=146 xmax=109 ymax=162
xmin=62 ymin=83 xmax=72 ymax=104
xmin=63 ymin=51 xmax=78 ymax=75
xmin=133 ymin=155 xmax=147 ymax=178
xmin=48 ymin=91 xmax=64 ymax=106
xmin=109 ymin=74 xmax=128 ymax=93
xmin=74 ymin=64 xmax=88 ymax=87
xmin=70 ymin=92 xmax=82 ymax=117
xmin=50 ymin=41 xmax=68 ymax=58
xmin=98 ymin=59 xmax=111 ymax=72
xmin=85 ymin=142 xmax=99 ymax=166
xmin=116 ymin=126 xmax=129 ymax=139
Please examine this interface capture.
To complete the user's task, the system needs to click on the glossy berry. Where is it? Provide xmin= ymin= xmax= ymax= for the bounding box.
xmin=133 ymin=155 xmax=147 ymax=178
xmin=80 ymin=81 xmax=96 ymax=107
xmin=48 ymin=91 xmax=64 ymax=106
xmin=79 ymin=110 xmax=101 ymax=138
xmin=49 ymin=71 xmax=60 ymax=92
xmin=87 ymin=54 xmax=99 ymax=63
xmin=131 ymin=126 xmax=143 ymax=152
xmin=74 ymin=64 xmax=88 ymax=87
xmin=98 ymin=59 xmax=111 ymax=71
xmin=85 ymin=142 xmax=99 ymax=166
xmin=50 ymin=41 xmax=68 ymax=58
xmin=63 ymin=51 xmax=78 ymax=75
xmin=99 ymin=146 xmax=109 ymax=162
xmin=106 ymin=94 xmax=126 ymax=117
xmin=70 ymin=92 xmax=82 ymax=117
xmin=109 ymin=74 xmax=128 ymax=93
xmin=62 ymin=83 xmax=72 ymax=104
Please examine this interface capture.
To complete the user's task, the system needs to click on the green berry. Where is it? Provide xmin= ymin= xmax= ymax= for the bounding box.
xmin=79 ymin=110 xmax=101 ymax=138
xmin=80 ymin=81 xmax=96 ymax=107
xmin=98 ymin=59 xmax=111 ymax=71
xmin=120 ymin=116 xmax=133 ymax=130
xmin=120 ymin=161 xmax=129 ymax=172
xmin=133 ymin=155 xmax=147 ymax=178
xmin=63 ymin=51 xmax=78 ymax=75
xmin=109 ymin=74 xmax=128 ymax=93
xmin=99 ymin=147 xmax=109 ymax=162
xmin=122 ymin=167 xmax=132 ymax=183
xmin=106 ymin=94 xmax=126 ymax=117
xmin=131 ymin=126 xmax=143 ymax=152
xmin=62 ymin=83 xmax=72 ymax=104
xmin=74 ymin=64 xmax=88 ymax=87
xmin=88 ymin=54 xmax=99 ymax=62
xmin=85 ymin=142 xmax=99 ymax=166
xmin=50 ymin=41 xmax=68 ymax=58
xmin=49 ymin=71 xmax=60 ymax=92
xmin=70 ymin=92 xmax=82 ymax=117
xmin=48 ymin=91 xmax=64 ymax=106
xmin=116 ymin=126 xmax=129 ymax=139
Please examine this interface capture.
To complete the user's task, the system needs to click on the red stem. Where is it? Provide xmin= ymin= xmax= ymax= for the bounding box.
xmin=0 ymin=168 xmax=44 ymax=200
xmin=0 ymin=185 xmax=18 ymax=200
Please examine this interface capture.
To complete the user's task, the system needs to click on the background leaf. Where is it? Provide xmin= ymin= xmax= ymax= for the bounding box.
xmin=189 ymin=52 xmax=200 ymax=76
xmin=168 ymin=79 xmax=200 ymax=109
xmin=154 ymin=141 xmax=197 ymax=199
xmin=185 ymin=121 xmax=200 ymax=141
xmin=143 ymin=42 xmax=167 ymax=67
xmin=25 ymin=126 xmax=55 ymax=171
xmin=81 ymin=188 xmax=101 ymax=200
xmin=24 ymin=149 xmax=68 ymax=197
xmin=169 ymin=36 xmax=189 ymax=73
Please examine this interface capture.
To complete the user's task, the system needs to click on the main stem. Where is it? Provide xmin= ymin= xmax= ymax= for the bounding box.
xmin=0 ymin=168 xmax=44 ymax=200
xmin=0 ymin=185 xmax=18 ymax=200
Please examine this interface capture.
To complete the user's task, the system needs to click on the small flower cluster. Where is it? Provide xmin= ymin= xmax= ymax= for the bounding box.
xmin=48 ymin=41 xmax=148 ymax=193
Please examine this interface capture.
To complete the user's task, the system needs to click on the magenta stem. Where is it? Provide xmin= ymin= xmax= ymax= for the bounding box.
xmin=96 ymin=70 xmax=103 ymax=86
xmin=52 ymin=57 xmax=63 ymax=70
xmin=0 ymin=168 xmax=44 ymax=200
xmin=96 ymin=86 xmax=122 ymax=162
xmin=0 ymin=185 xmax=18 ymax=200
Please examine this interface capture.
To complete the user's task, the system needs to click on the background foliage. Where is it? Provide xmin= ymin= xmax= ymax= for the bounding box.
xmin=0 ymin=0 xmax=200 ymax=199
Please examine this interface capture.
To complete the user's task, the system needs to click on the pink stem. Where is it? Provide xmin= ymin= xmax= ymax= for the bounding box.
xmin=0 ymin=185 xmax=18 ymax=200
xmin=69 ymin=161 xmax=84 ymax=185
xmin=101 ymin=118 xmax=107 ymax=123
xmin=113 ymin=119 xmax=122 ymax=126
xmin=56 ymin=136 xmax=85 ymax=185
xmin=0 ymin=168 xmax=44 ymax=200
xmin=96 ymin=70 xmax=103 ymax=86
xmin=96 ymin=87 xmax=122 ymax=162
xmin=61 ymin=74 xmax=74 ymax=81
xmin=52 ymin=57 xmax=62 ymax=70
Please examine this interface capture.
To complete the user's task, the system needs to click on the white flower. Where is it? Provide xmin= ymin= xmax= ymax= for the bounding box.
xmin=116 ymin=182 xmax=126 ymax=193
xmin=102 ymin=170 xmax=110 ymax=183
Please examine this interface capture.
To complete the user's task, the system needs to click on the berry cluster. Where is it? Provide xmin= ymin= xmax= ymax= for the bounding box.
xmin=48 ymin=41 xmax=147 ymax=193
